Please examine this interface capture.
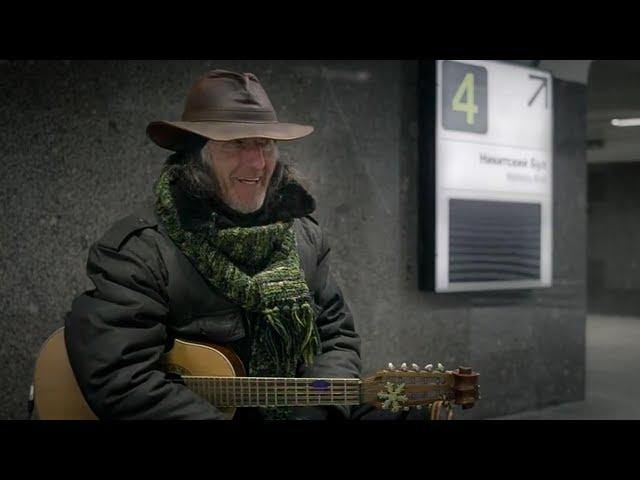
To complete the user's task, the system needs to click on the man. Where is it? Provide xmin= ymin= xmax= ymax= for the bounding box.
xmin=65 ymin=69 xmax=361 ymax=420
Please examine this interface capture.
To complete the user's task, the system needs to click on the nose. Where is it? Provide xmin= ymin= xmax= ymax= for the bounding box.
xmin=241 ymin=143 xmax=266 ymax=170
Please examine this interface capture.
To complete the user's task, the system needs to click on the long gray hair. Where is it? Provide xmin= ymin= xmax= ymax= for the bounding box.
xmin=162 ymin=134 xmax=307 ymax=203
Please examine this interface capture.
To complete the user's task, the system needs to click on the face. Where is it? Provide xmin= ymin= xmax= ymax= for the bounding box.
xmin=203 ymin=137 xmax=278 ymax=214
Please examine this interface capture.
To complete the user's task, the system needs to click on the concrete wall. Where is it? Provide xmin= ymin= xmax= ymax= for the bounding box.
xmin=0 ymin=60 xmax=587 ymax=419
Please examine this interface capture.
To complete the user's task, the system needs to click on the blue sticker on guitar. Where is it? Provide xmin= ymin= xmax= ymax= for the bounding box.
xmin=311 ymin=380 xmax=330 ymax=390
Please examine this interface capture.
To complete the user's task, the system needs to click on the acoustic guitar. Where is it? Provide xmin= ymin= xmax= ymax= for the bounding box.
xmin=32 ymin=327 xmax=480 ymax=420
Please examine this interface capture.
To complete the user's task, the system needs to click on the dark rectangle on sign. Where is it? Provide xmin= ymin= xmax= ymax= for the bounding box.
xmin=449 ymin=199 xmax=541 ymax=282
xmin=442 ymin=61 xmax=488 ymax=134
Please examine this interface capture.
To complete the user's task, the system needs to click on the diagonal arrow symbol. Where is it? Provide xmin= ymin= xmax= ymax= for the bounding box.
xmin=528 ymin=74 xmax=548 ymax=108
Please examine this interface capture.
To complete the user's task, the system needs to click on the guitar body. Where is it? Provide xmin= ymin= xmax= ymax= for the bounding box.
xmin=33 ymin=328 xmax=245 ymax=420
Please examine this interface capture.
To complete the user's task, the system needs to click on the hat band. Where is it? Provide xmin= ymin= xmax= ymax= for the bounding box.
xmin=182 ymin=109 xmax=278 ymax=123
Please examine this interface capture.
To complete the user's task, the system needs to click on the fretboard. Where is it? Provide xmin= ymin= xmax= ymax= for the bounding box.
xmin=182 ymin=376 xmax=362 ymax=408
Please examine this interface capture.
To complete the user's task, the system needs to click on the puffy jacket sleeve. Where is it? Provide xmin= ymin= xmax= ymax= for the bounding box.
xmin=294 ymin=223 xmax=362 ymax=419
xmin=65 ymin=230 xmax=224 ymax=420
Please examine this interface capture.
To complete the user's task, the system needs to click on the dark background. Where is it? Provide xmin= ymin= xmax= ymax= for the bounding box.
xmin=588 ymin=162 xmax=640 ymax=315
xmin=0 ymin=60 xmax=586 ymax=419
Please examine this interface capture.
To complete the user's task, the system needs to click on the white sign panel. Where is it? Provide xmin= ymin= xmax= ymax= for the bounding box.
xmin=435 ymin=60 xmax=553 ymax=292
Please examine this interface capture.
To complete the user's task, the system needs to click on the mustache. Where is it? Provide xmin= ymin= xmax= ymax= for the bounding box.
xmin=167 ymin=157 xmax=285 ymax=201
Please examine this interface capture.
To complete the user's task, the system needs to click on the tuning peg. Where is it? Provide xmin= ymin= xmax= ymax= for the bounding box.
xmin=416 ymin=405 xmax=423 ymax=410
xmin=437 ymin=363 xmax=445 ymax=372
xmin=388 ymin=363 xmax=395 ymax=370
xmin=403 ymin=406 xmax=410 ymax=412
xmin=424 ymin=364 xmax=433 ymax=372
xmin=400 ymin=363 xmax=408 ymax=371
xmin=412 ymin=363 xmax=420 ymax=371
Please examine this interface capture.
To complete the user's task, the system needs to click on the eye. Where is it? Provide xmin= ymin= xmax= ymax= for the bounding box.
xmin=223 ymin=140 xmax=243 ymax=150
xmin=258 ymin=139 xmax=275 ymax=150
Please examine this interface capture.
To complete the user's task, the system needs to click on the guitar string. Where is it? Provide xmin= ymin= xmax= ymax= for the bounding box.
xmin=169 ymin=378 xmax=360 ymax=406
xmin=165 ymin=379 xmax=449 ymax=407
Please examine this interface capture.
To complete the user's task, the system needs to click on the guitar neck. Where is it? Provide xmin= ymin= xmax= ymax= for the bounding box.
xmin=182 ymin=376 xmax=362 ymax=408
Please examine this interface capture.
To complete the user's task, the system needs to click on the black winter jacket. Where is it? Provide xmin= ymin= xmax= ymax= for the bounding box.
xmin=64 ymin=179 xmax=361 ymax=420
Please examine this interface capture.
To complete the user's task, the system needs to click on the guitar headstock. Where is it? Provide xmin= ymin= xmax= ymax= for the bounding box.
xmin=362 ymin=363 xmax=480 ymax=416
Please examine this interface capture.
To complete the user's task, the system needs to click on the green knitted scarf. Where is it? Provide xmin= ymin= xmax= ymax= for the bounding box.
xmin=153 ymin=169 xmax=320 ymax=419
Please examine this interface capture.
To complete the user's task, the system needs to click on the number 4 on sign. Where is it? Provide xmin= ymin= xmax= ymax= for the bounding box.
xmin=452 ymin=73 xmax=478 ymax=125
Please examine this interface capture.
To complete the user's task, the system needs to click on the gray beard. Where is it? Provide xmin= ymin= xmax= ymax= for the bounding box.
xmin=223 ymin=190 xmax=267 ymax=214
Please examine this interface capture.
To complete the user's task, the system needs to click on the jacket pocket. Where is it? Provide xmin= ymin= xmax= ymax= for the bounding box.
xmin=195 ymin=308 xmax=246 ymax=343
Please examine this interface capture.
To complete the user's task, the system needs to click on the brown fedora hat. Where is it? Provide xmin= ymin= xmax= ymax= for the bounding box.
xmin=147 ymin=69 xmax=314 ymax=151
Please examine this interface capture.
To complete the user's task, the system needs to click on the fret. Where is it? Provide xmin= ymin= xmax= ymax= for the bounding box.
xmin=279 ymin=379 xmax=283 ymax=405
xmin=233 ymin=378 xmax=237 ymax=407
xmin=344 ymin=379 xmax=347 ymax=405
xmin=246 ymin=377 xmax=250 ymax=407
xmin=256 ymin=377 xmax=259 ymax=407
xmin=274 ymin=378 xmax=278 ymax=407
xmin=284 ymin=378 xmax=288 ymax=406
xmin=330 ymin=380 xmax=334 ymax=405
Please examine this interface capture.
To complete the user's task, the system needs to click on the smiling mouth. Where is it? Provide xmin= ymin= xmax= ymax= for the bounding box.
xmin=235 ymin=177 xmax=262 ymax=185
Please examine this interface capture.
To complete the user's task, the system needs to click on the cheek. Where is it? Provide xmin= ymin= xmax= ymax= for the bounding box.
xmin=212 ymin=159 xmax=235 ymax=186
xmin=266 ymin=156 xmax=277 ymax=177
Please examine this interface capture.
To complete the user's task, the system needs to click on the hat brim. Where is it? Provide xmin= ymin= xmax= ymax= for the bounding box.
xmin=147 ymin=120 xmax=314 ymax=151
